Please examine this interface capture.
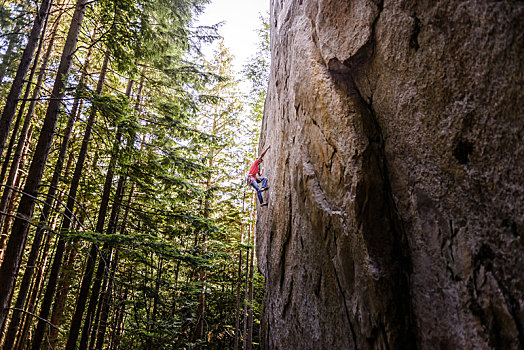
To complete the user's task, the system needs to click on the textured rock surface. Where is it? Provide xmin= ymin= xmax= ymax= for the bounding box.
xmin=256 ymin=0 xmax=524 ymax=349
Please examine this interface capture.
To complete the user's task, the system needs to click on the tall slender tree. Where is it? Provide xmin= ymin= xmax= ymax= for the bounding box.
xmin=31 ymin=49 xmax=110 ymax=350
xmin=0 ymin=0 xmax=88 ymax=330
xmin=66 ymin=75 xmax=132 ymax=349
xmin=0 ymin=0 xmax=53 ymax=240
xmin=0 ymin=0 xmax=53 ymax=156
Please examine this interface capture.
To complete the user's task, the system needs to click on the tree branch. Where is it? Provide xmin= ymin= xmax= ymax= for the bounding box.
xmin=8 ymin=308 xmax=63 ymax=333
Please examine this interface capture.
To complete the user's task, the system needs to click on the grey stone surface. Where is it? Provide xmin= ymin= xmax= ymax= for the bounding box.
xmin=256 ymin=1 xmax=524 ymax=349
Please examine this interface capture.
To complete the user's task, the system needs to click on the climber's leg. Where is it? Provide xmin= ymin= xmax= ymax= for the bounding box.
xmin=251 ymin=181 xmax=264 ymax=204
xmin=256 ymin=177 xmax=268 ymax=191
xmin=260 ymin=177 xmax=268 ymax=190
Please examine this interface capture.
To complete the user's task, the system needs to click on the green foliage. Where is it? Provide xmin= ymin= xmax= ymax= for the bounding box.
xmin=0 ymin=1 xmax=269 ymax=349
xmin=243 ymin=16 xmax=270 ymax=95
xmin=0 ymin=1 xmax=33 ymax=97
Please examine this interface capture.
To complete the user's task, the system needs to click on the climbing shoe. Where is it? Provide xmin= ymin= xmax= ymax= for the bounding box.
xmin=261 ymin=202 xmax=268 ymax=207
xmin=261 ymin=186 xmax=269 ymax=191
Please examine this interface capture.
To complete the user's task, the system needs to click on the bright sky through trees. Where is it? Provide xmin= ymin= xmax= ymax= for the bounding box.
xmin=196 ymin=0 xmax=270 ymax=73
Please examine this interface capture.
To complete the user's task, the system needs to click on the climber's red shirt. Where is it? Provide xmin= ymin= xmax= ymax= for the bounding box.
xmin=248 ymin=159 xmax=261 ymax=177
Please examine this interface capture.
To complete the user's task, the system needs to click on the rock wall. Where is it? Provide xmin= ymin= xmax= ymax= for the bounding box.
xmin=256 ymin=1 xmax=524 ymax=349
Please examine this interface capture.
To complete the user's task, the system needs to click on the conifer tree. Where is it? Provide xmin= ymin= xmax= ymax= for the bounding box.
xmin=0 ymin=0 xmax=53 ymax=156
xmin=0 ymin=0 xmax=88 ymax=330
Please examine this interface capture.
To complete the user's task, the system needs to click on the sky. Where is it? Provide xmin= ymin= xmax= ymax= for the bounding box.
xmin=195 ymin=0 xmax=270 ymax=73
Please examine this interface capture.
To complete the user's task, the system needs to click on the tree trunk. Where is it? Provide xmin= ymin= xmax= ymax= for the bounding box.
xmin=0 ymin=122 xmax=30 ymax=264
xmin=0 ymin=0 xmax=56 ymax=206
xmin=0 ymin=122 xmax=33 ymax=259
xmin=0 ymin=22 xmax=21 ymax=85
xmin=15 ymin=164 xmax=75 ymax=350
xmin=84 ymin=77 xmax=140 ymax=347
xmin=109 ymin=287 xmax=128 ymax=350
xmin=92 ymin=250 xmax=117 ymax=350
xmin=66 ymin=74 xmax=133 ymax=350
xmin=28 ymin=20 xmax=105 ymax=349
xmin=0 ymin=3 xmax=56 ymax=262
xmin=2 ymin=13 xmax=95 ymax=344
xmin=246 ymin=222 xmax=255 ymax=350
xmin=0 ymin=0 xmax=53 ymax=187
xmin=0 ymin=0 xmax=87 ymax=331
xmin=1 ymin=0 xmax=72 ymax=179
xmin=66 ymin=136 xmax=119 ymax=350
xmin=4 ymin=112 xmax=75 ymax=347
xmin=107 ymin=205 xmax=135 ymax=350
xmin=233 ymin=224 xmax=244 ymax=350
xmin=86 ymin=122 xmax=139 ymax=349
xmin=0 ymin=125 xmax=31 ymax=345
xmin=0 ymin=0 xmax=54 ymax=156
xmin=83 ymin=175 xmax=126 ymax=350
xmin=107 ymin=163 xmax=138 ymax=350
xmin=242 ymin=224 xmax=251 ymax=350
xmin=43 ymin=154 xmax=83 ymax=350
xmin=193 ymin=259 xmax=208 ymax=343
xmin=45 ymin=241 xmax=79 ymax=349
xmin=14 ymin=216 xmax=56 ymax=350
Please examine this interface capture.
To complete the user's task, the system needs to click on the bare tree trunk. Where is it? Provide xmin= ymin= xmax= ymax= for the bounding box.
xmin=107 ymin=204 xmax=136 ymax=350
xmin=66 ymin=74 xmax=133 ymax=350
xmin=110 ymin=287 xmax=128 ymax=350
xmin=0 ymin=2 xmax=58 ymax=266
xmin=0 ymin=0 xmax=72 ymax=186
xmin=0 ymin=127 xmax=31 ymax=261
xmin=0 ymin=1 xmax=53 ymax=265
xmin=2 ymin=12 xmax=94 ymax=344
xmin=17 ymin=140 xmax=74 ymax=349
xmin=107 ymin=167 xmax=137 ymax=350
xmin=242 ymin=222 xmax=251 ymax=350
xmin=45 ymin=241 xmax=79 ymax=349
xmin=43 ymin=194 xmax=84 ymax=350
xmin=0 ymin=0 xmax=54 ymax=187
xmin=234 ymin=224 xmax=244 ymax=350
xmin=28 ymin=12 xmax=103 ymax=347
xmin=0 ymin=124 xmax=33 ymax=264
xmin=14 ymin=223 xmax=55 ymax=350
xmin=0 ymin=0 xmax=54 ymax=156
xmin=0 ymin=0 xmax=54 ymax=203
xmin=193 ymin=251 xmax=208 ymax=345
xmin=88 ymin=173 xmax=127 ymax=349
xmin=246 ymin=222 xmax=255 ymax=350
xmin=67 ymin=141 xmax=119 ymax=350
xmin=0 ymin=125 xmax=32 ymax=345
xmin=16 ymin=136 xmax=74 ymax=349
xmin=84 ymin=175 xmax=126 ymax=350
xmin=93 ymin=250 xmax=117 ymax=350
xmin=74 ymin=80 xmax=133 ymax=350
xmin=0 ymin=0 xmax=87 ymax=331
xmin=7 ymin=123 xmax=76 ymax=348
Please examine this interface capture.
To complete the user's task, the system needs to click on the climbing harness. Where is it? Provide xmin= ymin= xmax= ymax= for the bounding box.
xmin=246 ymin=175 xmax=255 ymax=186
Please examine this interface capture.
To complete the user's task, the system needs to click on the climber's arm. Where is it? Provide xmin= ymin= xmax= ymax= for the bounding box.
xmin=260 ymin=146 xmax=270 ymax=160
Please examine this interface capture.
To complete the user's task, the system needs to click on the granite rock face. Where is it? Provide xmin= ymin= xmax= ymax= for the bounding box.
xmin=256 ymin=1 xmax=524 ymax=349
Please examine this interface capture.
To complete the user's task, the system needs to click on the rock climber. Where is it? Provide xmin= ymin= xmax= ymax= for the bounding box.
xmin=247 ymin=146 xmax=270 ymax=206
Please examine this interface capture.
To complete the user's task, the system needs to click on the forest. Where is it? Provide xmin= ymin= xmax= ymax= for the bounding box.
xmin=0 ymin=0 xmax=268 ymax=349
